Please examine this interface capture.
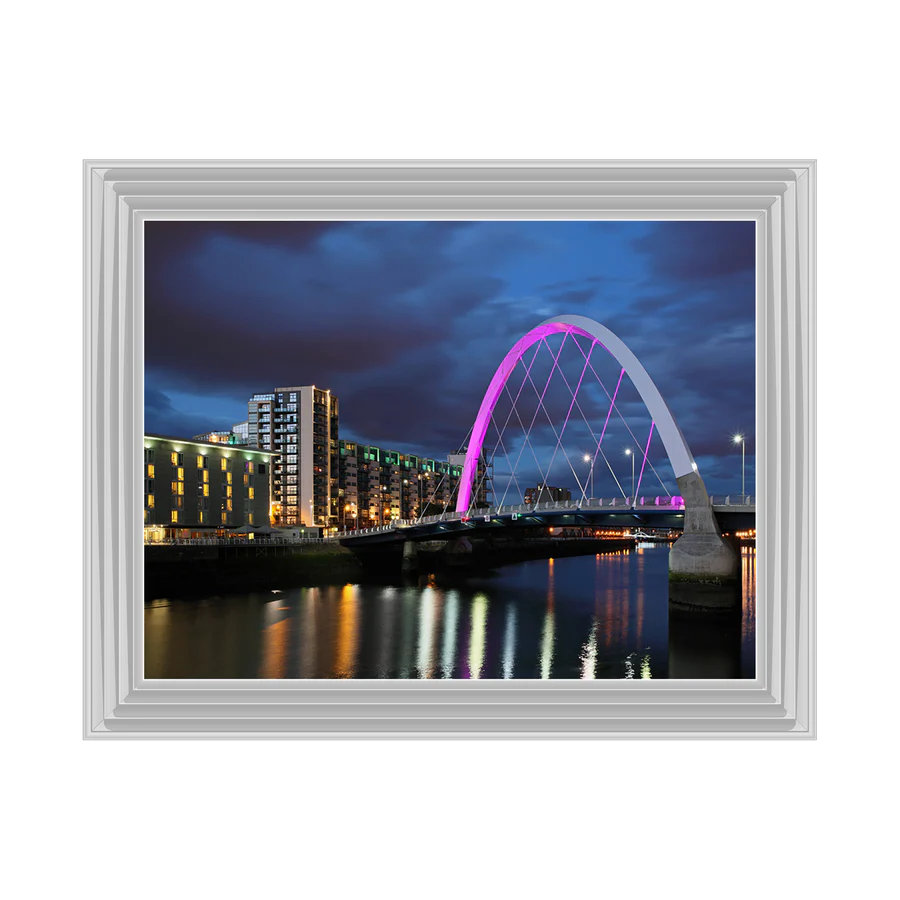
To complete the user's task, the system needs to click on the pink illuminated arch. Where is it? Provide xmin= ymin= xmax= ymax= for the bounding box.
xmin=456 ymin=314 xmax=697 ymax=513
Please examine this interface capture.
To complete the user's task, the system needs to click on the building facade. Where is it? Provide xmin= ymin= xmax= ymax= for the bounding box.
xmin=143 ymin=434 xmax=276 ymax=541
xmin=524 ymin=484 xmax=572 ymax=505
xmin=248 ymin=386 xmax=338 ymax=528
xmin=192 ymin=424 xmax=248 ymax=446
xmin=337 ymin=441 xmax=466 ymax=529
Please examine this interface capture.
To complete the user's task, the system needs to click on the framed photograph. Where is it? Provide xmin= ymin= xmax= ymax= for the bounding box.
xmin=81 ymin=152 xmax=824 ymax=743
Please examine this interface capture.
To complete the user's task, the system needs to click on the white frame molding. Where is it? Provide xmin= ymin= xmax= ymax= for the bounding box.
xmin=84 ymin=160 xmax=815 ymax=739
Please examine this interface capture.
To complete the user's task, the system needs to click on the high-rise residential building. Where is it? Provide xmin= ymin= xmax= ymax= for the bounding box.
xmin=337 ymin=440 xmax=470 ymax=529
xmin=143 ymin=434 xmax=276 ymax=542
xmin=248 ymin=386 xmax=338 ymax=528
xmin=524 ymin=483 xmax=572 ymax=505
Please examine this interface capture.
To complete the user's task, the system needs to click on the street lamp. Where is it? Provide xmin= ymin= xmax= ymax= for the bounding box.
xmin=625 ymin=448 xmax=635 ymax=503
xmin=582 ymin=453 xmax=593 ymax=501
xmin=733 ymin=434 xmax=745 ymax=497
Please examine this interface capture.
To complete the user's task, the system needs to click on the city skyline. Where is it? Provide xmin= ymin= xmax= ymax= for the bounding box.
xmin=145 ymin=220 xmax=756 ymax=498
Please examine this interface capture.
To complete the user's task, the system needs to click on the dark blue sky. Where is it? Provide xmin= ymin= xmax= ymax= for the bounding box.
xmin=145 ymin=220 xmax=755 ymax=499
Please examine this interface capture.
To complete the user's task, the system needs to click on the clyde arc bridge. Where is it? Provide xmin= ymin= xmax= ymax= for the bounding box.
xmin=335 ymin=314 xmax=753 ymax=582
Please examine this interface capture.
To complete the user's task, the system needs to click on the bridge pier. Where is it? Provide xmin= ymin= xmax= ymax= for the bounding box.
xmin=401 ymin=540 xmax=418 ymax=574
xmin=444 ymin=536 xmax=473 ymax=567
xmin=669 ymin=472 xmax=739 ymax=593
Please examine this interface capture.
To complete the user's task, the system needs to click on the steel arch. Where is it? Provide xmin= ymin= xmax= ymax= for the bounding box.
xmin=456 ymin=314 xmax=697 ymax=513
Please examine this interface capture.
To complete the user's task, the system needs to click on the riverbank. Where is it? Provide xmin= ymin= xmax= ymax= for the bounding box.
xmin=145 ymin=543 xmax=364 ymax=598
xmin=145 ymin=536 xmax=636 ymax=598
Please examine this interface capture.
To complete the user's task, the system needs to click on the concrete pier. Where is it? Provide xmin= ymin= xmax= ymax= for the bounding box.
xmin=401 ymin=540 xmax=418 ymax=574
xmin=668 ymin=471 xmax=738 ymax=588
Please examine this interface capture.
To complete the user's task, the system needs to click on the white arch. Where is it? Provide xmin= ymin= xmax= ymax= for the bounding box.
xmin=456 ymin=314 xmax=697 ymax=512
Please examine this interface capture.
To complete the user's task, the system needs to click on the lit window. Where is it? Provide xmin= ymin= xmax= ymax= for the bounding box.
xmin=199 ymin=511 xmax=206 ymax=524
xmin=227 ymin=472 xmax=233 ymax=485
xmin=177 ymin=483 xmax=184 ymax=495
xmin=177 ymin=467 xmax=184 ymax=481
xmin=244 ymin=474 xmax=249 ymax=486
xmin=248 ymin=487 xmax=255 ymax=500
xmin=147 ymin=464 xmax=155 ymax=478
xmin=226 ymin=486 xmax=233 ymax=498
xmin=171 ymin=510 xmax=179 ymax=523
xmin=221 ymin=512 xmax=227 ymax=524
xmin=248 ymin=513 xmax=254 ymax=525
xmin=226 ymin=499 xmax=233 ymax=511
xmin=197 ymin=455 xmax=203 ymax=468
xmin=171 ymin=452 xmax=178 ymax=466
xmin=221 ymin=458 xmax=228 ymax=472
xmin=147 ymin=495 xmax=155 ymax=509
xmin=203 ymin=484 xmax=209 ymax=497
xmin=203 ymin=470 xmax=209 ymax=483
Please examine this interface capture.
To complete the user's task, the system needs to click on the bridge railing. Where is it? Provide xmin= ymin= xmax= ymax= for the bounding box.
xmin=151 ymin=537 xmax=327 ymax=546
xmin=331 ymin=495 xmax=756 ymax=539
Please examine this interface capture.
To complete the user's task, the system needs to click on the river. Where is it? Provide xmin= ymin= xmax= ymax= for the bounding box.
xmin=144 ymin=543 xmax=756 ymax=679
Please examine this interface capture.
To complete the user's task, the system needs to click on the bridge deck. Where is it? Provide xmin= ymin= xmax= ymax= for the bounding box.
xmin=334 ymin=497 xmax=756 ymax=545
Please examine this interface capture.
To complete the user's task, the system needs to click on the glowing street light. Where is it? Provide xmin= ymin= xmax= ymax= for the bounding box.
xmin=733 ymin=434 xmax=746 ymax=497
xmin=625 ymin=448 xmax=635 ymax=502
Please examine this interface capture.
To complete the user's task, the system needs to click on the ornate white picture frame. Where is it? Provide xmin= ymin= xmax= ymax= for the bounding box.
xmin=81 ymin=152 xmax=824 ymax=743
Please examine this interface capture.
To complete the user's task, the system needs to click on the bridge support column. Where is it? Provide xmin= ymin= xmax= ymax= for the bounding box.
xmin=669 ymin=472 xmax=738 ymax=592
xmin=401 ymin=541 xmax=418 ymax=574
xmin=443 ymin=536 xmax=473 ymax=568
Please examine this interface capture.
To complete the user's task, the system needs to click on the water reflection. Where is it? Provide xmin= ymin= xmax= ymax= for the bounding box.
xmin=467 ymin=594 xmax=488 ymax=679
xmin=540 ymin=560 xmax=556 ymax=679
xmin=144 ymin=544 xmax=756 ymax=680
xmin=334 ymin=584 xmax=359 ymax=678
xmin=502 ymin=606 xmax=517 ymax=679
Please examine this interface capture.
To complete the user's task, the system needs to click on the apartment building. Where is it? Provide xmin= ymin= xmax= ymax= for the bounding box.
xmin=248 ymin=386 xmax=338 ymax=527
xmin=337 ymin=441 xmax=481 ymax=528
xmin=524 ymin=483 xmax=572 ymax=505
xmin=143 ymin=434 xmax=276 ymax=541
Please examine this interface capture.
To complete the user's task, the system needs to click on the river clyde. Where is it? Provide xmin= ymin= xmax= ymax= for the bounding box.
xmin=144 ymin=543 xmax=756 ymax=680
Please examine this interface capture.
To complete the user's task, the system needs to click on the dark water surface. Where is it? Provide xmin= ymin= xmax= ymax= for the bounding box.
xmin=144 ymin=544 xmax=756 ymax=679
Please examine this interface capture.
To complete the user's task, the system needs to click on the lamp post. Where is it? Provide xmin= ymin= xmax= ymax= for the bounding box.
xmin=625 ymin=448 xmax=634 ymax=503
xmin=733 ymin=434 xmax=745 ymax=498
xmin=583 ymin=453 xmax=593 ymax=501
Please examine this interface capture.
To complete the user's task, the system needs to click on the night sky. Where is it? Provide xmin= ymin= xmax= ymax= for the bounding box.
xmin=145 ymin=220 xmax=756 ymax=500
